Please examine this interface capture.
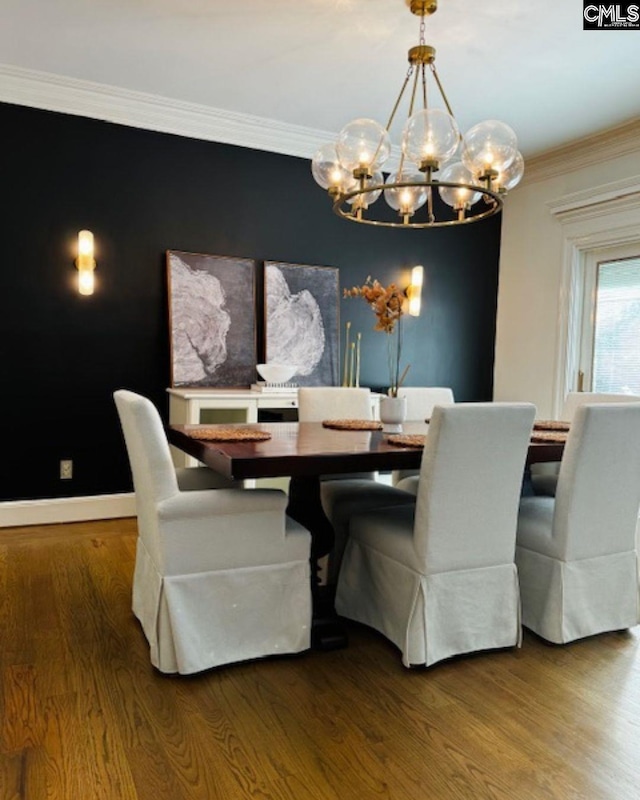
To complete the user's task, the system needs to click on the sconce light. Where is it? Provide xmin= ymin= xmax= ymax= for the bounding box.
xmin=75 ymin=229 xmax=96 ymax=295
xmin=406 ymin=265 xmax=424 ymax=317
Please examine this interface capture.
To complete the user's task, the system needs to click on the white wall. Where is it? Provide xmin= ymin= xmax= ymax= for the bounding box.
xmin=494 ymin=121 xmax=640 ymax=418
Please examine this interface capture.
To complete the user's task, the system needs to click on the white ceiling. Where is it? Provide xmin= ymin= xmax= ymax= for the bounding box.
xmin=2 ymin=0 xmax=640 ymax=159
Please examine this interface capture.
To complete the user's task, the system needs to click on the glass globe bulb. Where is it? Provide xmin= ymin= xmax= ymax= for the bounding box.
xmin=462 ymin=120 xmax=518 ymax=176
xmin=438 ymin=162 xmax=482 ymax=210
xmin=347 ymin=171 xmax=384 ymax=208
xmin=495 ymin=150 xmax=525 ymax=192
xmin=311 ymin=142 xmax=355 ymax=193
xmin=402 ymin=108 xmax=460 ymax=170
xmin=336 ymin=118 xmax=391 ymax=174
xmin=383 ymin=170 xmax=428 ymax=214
xmin=311 ymin=143 xmax=355 ymax=193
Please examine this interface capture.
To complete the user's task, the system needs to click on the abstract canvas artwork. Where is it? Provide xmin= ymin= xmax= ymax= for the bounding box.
xmin=264 ymin=261 xmax=339 ymax=386
xmin=167 ymin=251 xmax=256 ymax=387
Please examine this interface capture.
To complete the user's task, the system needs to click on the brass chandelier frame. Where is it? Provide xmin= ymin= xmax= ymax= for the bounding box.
xmin=333 ymin=181 xmax=503 ymax=228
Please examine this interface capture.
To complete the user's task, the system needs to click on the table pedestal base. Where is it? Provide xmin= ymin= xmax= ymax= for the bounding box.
xmin=286 ymin=475 xmax=349 ymax=651
xmin=310 ymin=585 xmax=348 ymax=651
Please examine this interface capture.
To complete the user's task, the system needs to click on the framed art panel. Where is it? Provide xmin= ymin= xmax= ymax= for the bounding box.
xmin=264 ymin=261 xmax=339 ymax=386
xmin=167 ymin=250 xmax=256 ymax=387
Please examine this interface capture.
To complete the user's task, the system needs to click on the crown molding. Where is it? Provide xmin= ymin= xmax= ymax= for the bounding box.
xmin=0 ymin=63 xmax=336 ymax=160
xmin=524 ymin=118 xmax=640 ymax=183
xmin=2 ymin=63 xmax=637 ymax=180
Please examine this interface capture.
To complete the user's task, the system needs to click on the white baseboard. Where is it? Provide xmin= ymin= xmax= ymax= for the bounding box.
xmin=0 ymin=493 xmax=136 ymax=528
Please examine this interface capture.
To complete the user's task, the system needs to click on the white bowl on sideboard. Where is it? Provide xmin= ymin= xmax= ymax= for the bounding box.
xmin=256 ymin=363 xmax=297 ymax=384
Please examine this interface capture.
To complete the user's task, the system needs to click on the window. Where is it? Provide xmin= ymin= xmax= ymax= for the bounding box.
xmin=549 ymin=175 xmax=640 ymax=416
xmin=578 ymin=247 xmax=640 ymax=393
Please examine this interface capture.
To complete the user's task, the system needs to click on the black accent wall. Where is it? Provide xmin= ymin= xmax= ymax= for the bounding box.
xmin=0 ymin=102 xmax=501 ymax=502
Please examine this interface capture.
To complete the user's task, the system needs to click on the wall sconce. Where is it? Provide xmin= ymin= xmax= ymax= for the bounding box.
xmin=406 ymin=265 xmax=424 ymax=316
xmin=75 ymin=229 xmax=96 ymax=295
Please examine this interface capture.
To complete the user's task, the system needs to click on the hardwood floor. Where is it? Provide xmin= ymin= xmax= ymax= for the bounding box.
xmin=1 ymin=519 xmax=639 ymax=800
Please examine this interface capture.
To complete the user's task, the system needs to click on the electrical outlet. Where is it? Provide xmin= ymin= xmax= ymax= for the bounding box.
xmin=60 ymin=460 xmax=73 ymax=480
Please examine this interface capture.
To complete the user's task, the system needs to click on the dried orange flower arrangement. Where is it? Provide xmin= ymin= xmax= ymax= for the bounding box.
xmin=344 ymin=277 xmax=410 ymax=396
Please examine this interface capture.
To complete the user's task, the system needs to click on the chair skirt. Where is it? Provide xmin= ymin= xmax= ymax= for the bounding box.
xmin=132 ymin=538 xmax=311 ymax=674
xmin=516 ymin=546 xmax=639 ymax=644
xmin=336 ymin=538 xmax=522 ymax=668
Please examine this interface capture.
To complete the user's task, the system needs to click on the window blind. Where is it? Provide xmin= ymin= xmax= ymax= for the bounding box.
xmin=593 ymin=257 xmax=640 ymax=394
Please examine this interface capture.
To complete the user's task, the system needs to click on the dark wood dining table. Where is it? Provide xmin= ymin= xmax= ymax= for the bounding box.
xmin=169 ymin=420 xmax=565 ymax=488
xmin=168 ymin=420 xmax=565 ymax=648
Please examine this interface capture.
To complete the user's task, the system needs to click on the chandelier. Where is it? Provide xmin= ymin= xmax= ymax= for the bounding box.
xmin=311 ymin=0 xmax=524 ymax=229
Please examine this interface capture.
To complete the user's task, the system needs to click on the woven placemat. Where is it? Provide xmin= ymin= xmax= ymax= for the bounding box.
xmin=534 ymin=419 xmax=571 ymax=431
xmin=387 ymin=433 xmax=426 ymax=448
xmin=531 ymin=431 xmax=568 ymax=443
xmin=322 ymin=419 xmax=383 ymax=431
xmin=189 ymin=427 xmax=272 ymax=442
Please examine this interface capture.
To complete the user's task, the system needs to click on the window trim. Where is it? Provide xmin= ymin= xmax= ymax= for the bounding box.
xmin=549 ymin=177 xmax=640 ymax=417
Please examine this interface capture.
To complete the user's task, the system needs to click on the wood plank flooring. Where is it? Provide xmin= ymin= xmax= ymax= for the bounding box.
xmin=1 ymin=519 xmax=639 ymax=799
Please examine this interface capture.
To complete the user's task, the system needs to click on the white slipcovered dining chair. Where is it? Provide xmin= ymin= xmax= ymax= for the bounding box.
xmin=297 ymin=387 xmax=411 ymax=584
xmin=114 ymin=389 xmax=312 ymax=674
xmin=391 ymin=386 xmax=455 ymax=489
xmin=397 ymin=386 xmax=455 ymax=421
xmin=516 ymin=402 xmax=640 ymax=644
xmin=530 ymin=391 xmax=640 ymax=497
xmin=336 ymin=402 xmax=536 ymax=668
xmin=297 ymin=386 xmax=374 ymax=424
